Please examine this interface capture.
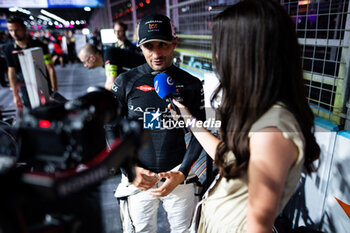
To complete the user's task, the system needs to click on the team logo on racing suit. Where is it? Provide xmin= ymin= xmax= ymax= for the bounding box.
xmin=143 ymin=110 xmax=161 ymax=129
xmin=136 ymin=85 xmax=155 ymax=92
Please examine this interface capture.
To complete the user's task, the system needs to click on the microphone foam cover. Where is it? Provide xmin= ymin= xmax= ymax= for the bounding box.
xmin=154 ymin=73 xmax=176 ymax=99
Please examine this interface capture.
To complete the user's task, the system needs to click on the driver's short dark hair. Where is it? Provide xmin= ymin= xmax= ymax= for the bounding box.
xmin=113 ymin=21 xmax=128 ymax=31
xmin=6 ymin=16 xmax=26 ymax=28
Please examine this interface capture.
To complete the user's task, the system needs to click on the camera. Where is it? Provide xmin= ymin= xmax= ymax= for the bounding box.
xmin=0 ymin=87 xmax=147 ymax=233
xmin=16 ymin=86 xmax=120 ymax=172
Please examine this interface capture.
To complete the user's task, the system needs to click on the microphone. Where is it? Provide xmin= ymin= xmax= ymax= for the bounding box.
xmin=154 ymin=73 xmax=188 ymax=133
xmin=153 ymin=73 xmax=179 ymax=114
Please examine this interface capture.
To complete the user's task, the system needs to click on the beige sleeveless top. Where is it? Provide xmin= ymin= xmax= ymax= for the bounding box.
xmin=197 ymin=104 xmax=305 ymax=233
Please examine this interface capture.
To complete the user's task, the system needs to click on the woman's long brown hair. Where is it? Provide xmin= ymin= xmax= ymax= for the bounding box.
xmin=211 ymin=0 xmax=320 ymax=179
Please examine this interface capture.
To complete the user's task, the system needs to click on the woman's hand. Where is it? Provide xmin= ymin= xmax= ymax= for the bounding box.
xmin=172 ymin=99 xmax=220 ymax=160
xmin=169 ymin=99 xmax=194 ymax=122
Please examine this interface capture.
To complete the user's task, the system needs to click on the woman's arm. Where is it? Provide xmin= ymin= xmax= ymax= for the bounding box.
xmin=173 ymin=99 xmax=220 ymax=160
xmin=188 ymin=125 xmax=220 ymax=160
xmin=247 ymin=127 xmax=298 ymax=233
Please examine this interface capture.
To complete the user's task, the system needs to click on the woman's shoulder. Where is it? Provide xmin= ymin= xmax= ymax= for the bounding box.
xmin=249 ymin=103 xmax=305 ymax=165
xmin=249 ymin=103 xmax=301 ymax=135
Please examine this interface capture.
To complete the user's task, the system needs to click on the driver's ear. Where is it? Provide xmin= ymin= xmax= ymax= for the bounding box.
xmin=139 ymin=44 xmax=146 ymax=52
xmin=172 ymin=37 xmax=178 ymax=47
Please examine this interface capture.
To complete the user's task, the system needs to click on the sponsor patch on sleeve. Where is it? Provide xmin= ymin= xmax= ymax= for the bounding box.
xmin=105 ymin=64 xmax=118 ymax=77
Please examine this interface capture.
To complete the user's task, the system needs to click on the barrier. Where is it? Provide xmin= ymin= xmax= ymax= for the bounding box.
xmin=283 ymin=116 xmax=339 ymax=231
xmin=322 ymin=130 xmax=350 ymax=232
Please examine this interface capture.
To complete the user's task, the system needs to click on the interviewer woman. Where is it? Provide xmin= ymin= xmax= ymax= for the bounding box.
xmin=170 ymin=0 xmax=320 ymax=232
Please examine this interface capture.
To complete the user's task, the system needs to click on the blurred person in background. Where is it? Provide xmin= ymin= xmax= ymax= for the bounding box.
xmin=113 ymin=21 xmax=138 ymax=54
xmin=65 ymin=30 xmax=78 ymax=63
xmin=4 ymin=16 xmax=58 ymax=109
xmin=89 ymin=28 xmax=101 ymax=50
xmin=38 ymin=30 xmax=51 ymax=46
xmin=51 ymin=34 xmax=65 ymax=67
xmin=78 ymin=43 xmax=145 ymax=90
xmin=0 ymin=31 xmax=10 ymax=88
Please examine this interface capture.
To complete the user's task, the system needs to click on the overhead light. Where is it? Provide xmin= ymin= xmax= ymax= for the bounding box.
xmin=76 ymin=20 xmax=80 ymax=25
xmin=84 ymin=7 xmax=91 ymax=12
xmin=40 ymin=9 xmax=68 ymax=25
xmin=9 ymin=7 xmax=31 ymax=15
xmin=21 ymin=9 xmax=31 ymax=15
xmin=38 ymin=15 xmax=52 ymax=22
xmin=298 ymin=0 xmax=310 ymax=5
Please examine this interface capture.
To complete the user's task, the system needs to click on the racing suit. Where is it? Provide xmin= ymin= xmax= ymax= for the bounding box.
xmin=112 ymin=63 xmax=205 ymax=233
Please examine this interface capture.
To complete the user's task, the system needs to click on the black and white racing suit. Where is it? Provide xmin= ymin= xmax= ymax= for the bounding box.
xmin=112 ymin=63 xmax=205 ymax=233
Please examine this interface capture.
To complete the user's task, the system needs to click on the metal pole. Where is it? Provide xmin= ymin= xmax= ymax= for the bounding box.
xmin=342 ymin=2 xmax=350 ymax=129
xmin=172 ymin=0 xmax=179 ymax=30
xmin=166 ymin=0 xmax=170 ymax=18
xmin=131 ymin=0 xmax=137 ymax=33
xmin=106 ymin=0 xmax=113 ymax=27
